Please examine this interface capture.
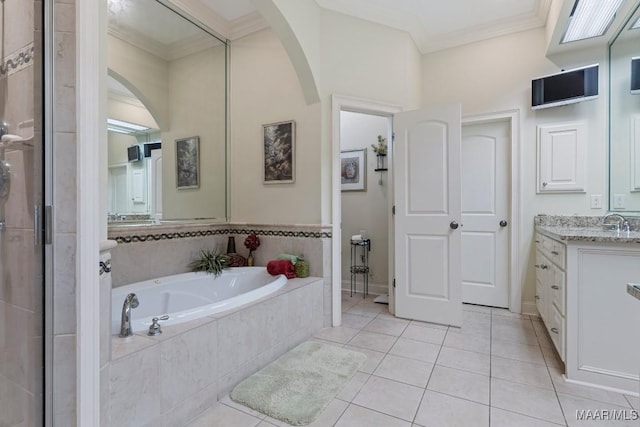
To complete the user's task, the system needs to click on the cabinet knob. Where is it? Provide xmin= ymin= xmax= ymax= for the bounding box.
xmin=551 ymin=285 xmax=560 ymax=290
xmin=535 ymin=295 xmax=540 ymax=300
xmin=499 ymin=220 xmax=508 ymax=227
xmin=551 ymin=251 xmax=559 ymax=255
xmin=542 ymin=182 xmax=548 ymax=187
xmin=540 ymin=264 xmax=548 ymax=270
xmin=550 ymin=327 xmax=559 ymax=334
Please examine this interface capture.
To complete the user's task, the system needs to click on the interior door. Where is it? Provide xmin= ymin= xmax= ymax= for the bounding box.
xmin=461 ymin=120 xmax=510 ymax=307
xmin=394 ymin=104 xmax=462 ymax=326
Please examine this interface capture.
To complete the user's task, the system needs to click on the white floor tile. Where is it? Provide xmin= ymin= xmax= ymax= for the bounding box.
xmin=346 ymin=302 xmax=384 ymax=318
xmin=443 ymin=330 xmax=491 ymax=354
xmin=348 ymin=331 xmax=398 ymax=353
xmin=549 ymin=367 xmax=632 ymax=407
xmin=343 ymin=345 xmax=386 ymax=374
xmin=401 ymin=324 xmax=447 ymax=345
xmin=313 ymin=326 xmax=360 ymax=344
xmin=491 ymin=338 xmax=546 ymax=365
xmin=373 ymin=353 xmax=434 ymax=388
xmin=389 ymin=337 xmax=441 ymax=364
xmin=427 ymin=365 xmax=490 ymax=405
xmin=341 ymin=313 xmax=373 ymax=330
xmin=491 ymin=308 xmax=530 ymax=320
xmin=491 ymin=356 xmax=554 ymax=390
xmin=335 ymin=404 xmax=412 ymax=427
xmin=462 ymin=304 xmax=493 ymax=314
xmin=435 ymin=346 xmax=490 ymax=376
xmin=491 ymin=377 xmax=566 ymax=425
xmin=490 ymin=407 xmax=565 ymax=427
xmin=188 ymin=403 xmax=262 ymax=427
xmin=491 ymin=315 xmax=534 ymax=330
xmin=491 ymin=322 xmax=539 ymax=346
xmin=558 ymin=393 xmax=639 ymax=427
xmin=414 ymin=390 xmax=489 ymax=427
xmin=353 ymin=376 xmax=424 ymax=422
xmin=219 ymin=395 xmax=267 ymax=420
xmin=363 ymin=317 xmax=410 ymax=337
xmin=336 ymin=371 xmax=370 ymax=402
xmin=410 ymin=319 xmax=448 ymax=331
xmin=263 ymin=399 xmax=349 ymax=427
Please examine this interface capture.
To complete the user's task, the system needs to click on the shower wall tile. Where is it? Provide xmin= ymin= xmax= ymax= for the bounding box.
xmin=53 ymin=232 xmax=76 ymax=335
xmin=4 ymin=149 xmax=34 ymax=230
xmin=54 ymin=1 xmax=75 ymax=32
xmin=53 ymin=132 xmax=77 ymax=233
xmin=53 ymin=31 xmax=75 ymax=133
xmin=159 ymin=321 xmax=218 ymax=408
xmin=5 ymin=65 xmax=35 ymax=133
xmin=1 ymin=228 xmax=36 ymax=311
xmin=217 ymin=304 xmax=260 ymax=376
xmin=0 ymin=371 xmax=29 ymax=426
xmin=160 ymin=381 xmax=218 ymax=427
xmin=0 ymin=301 xmax=36 ymax=392
xmin=53 ymin=334 xmax=77 ymax=426
xmin=3 ymin=0 xmax=35 ymax=55
xmin=100 ymin=364 xmax=111 ymax=427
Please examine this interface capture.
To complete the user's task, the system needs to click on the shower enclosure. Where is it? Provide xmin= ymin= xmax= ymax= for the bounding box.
xmin=0 ymin=0 xmax=46 ymax=425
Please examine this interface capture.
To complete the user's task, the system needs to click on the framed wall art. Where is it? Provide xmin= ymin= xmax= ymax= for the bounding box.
xmin=341 ymin=148 xmax=366 ymax=191
xmin=176 ymin=136 xmax=200 ymax=189
xmin=263 ymin=120 xmax=295 ymax=184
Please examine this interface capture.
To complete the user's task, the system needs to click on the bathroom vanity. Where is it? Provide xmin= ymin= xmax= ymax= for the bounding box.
xmin=535 ymin=218 xmax=640 ymax=395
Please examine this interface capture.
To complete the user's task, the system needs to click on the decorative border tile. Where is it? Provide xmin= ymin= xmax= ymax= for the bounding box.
xmin=111 ymin=227 xmax=332 ymax=244
xmin=99 ymin=259 xmax=112 ymax=276
xmin=0 ymin=43 xmax=35 ymax=77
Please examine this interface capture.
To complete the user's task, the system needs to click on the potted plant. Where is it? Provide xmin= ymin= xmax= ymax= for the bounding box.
xmin=371 ymin=134 xmax=388 ymax=171
xmin=189 ymin=248 xmax=229 ymax=277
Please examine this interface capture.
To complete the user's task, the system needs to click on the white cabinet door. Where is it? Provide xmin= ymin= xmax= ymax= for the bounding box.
xmin=394 ymin=104 xmax=462 ymax=327
xmin=537 ymin=122 xmax=586 ymax=193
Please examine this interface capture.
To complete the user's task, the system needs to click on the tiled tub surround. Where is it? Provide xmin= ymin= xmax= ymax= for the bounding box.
xmin=107 ymin=276 xmax=324 ymax=427
xmin=109 ymin=222 xmax=333 ymax=325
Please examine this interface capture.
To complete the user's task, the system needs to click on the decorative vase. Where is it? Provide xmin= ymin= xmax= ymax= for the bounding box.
xmin=226 ymin=236 xmax=236 ymax=254
xmin=247 ymin=251 xmax=254 ymax=266
xmin=295 ymin=255 xmax=310 ymax=278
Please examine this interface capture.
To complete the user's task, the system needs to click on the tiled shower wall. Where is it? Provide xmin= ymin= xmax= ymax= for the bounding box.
xmin=52 ymin=0 xmax=78 ymax=424
xmin=0 ymin=0 xmax=42 ymax=425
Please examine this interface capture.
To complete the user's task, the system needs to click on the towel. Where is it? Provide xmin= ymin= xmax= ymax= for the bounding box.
xmin=267 ymin=259 xmax=296 ymax=279
xmin=277 ymin=253 xmax=299 ymax=265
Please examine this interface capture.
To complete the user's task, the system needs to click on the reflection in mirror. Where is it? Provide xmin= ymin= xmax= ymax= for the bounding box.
xmin=107 ymin=0 xmax=227 ymax=226
xmin=609 ymin=1 xmax=640 ymax=213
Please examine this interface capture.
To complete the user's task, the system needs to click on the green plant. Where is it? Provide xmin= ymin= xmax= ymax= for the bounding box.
xmin=371 ymin=135 xmax=387 ymax=155
xmin=189 ymin=248 xmax=229 ymax=276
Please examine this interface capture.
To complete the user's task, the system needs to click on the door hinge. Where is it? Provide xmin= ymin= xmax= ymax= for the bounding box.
xmin=392 ymin=132 xmax=395 ymax=142
xmin=35 ymin=205 xmax=53 ymax=245
xmin=392 ymin=205 xmax=395 ymax=215
xmin=393 ymin=278 xmax=396 ymax=288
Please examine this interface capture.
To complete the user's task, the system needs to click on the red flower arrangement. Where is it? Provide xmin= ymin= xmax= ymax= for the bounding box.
xmin=244 ymin=232 xmax=260 ymax=254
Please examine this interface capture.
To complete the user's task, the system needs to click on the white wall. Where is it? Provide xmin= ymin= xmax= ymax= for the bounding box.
xmin=108 ymin=97 xmax=158 ymax=130
xmin=422 ymin=28 xmax=608 ymax=304
xmin=340 ymin=111 xmax=389 ymax=293
xmin=230 ymin=28 xmax=322 ymax=224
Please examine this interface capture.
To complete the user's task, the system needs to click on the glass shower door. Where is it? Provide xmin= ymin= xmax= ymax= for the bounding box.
xmin=0 ymin=0 xmax=45 ymax=425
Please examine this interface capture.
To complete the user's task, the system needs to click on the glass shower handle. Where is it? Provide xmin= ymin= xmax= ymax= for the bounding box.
xmin=34 ymin=204 xmax=53 ymax=245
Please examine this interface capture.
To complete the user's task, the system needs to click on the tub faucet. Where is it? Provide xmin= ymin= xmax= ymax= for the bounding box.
xmin=119 ymin=293 xmax=139 ymax=338
xmin=602 ymin=213 xmax=630 ymax=232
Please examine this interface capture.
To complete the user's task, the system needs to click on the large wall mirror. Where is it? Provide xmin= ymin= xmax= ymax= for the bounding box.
xmin=107 ymin=0 xmax=227 ymax=226
xmin=609 ymin=1 xmax=640 ymax=214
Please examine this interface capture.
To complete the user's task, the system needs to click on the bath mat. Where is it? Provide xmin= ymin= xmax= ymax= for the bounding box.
xmin=230 ymin=341 xmax=366 ymax=426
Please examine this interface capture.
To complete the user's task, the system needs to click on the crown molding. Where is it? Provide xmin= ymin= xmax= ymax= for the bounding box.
xmin=229 ymin=11 xmax=269 ymax=40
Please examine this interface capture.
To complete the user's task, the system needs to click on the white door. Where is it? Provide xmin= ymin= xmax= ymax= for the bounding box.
xmin=461 ymin=121 xmax=510 ymax=308
xmin=394 ymin=104 xmax=462 ymax=327
xmin=150 ymin=149 xmax=163 ymax=219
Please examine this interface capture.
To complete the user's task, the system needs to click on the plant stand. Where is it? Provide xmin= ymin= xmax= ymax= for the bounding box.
xmin=350 ymin=238 xmax=371 ymax=298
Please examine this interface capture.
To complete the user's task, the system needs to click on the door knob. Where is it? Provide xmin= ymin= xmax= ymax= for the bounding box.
xmin=449 ymin=221 xmax=459 ymax=230
xmin=500 ymin=220 xmax=508 ymax=227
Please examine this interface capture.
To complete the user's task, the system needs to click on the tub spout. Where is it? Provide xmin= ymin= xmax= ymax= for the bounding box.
xmin=119 ymin=293 xmax=139 ymax=338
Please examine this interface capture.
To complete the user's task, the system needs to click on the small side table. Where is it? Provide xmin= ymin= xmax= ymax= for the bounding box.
xmin=350 ymin=239 xmax=371 ymax=298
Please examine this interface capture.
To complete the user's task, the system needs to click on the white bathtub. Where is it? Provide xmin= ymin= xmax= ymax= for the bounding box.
xmin=111 ymin=267 xmax=287 ymax=335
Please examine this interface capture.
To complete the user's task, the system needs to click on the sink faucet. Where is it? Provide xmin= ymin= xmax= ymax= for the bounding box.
xmin=119 ymin=293 xmax=139 ymax=338
xmin=602 ymin=213 xmax=630 ymax=232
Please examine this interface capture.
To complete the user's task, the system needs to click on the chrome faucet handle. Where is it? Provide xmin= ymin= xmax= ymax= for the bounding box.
xmin=622 ymin=220 xmax=631 ymax=232
xmin=148 ymin=315 xmax=169 ymax=336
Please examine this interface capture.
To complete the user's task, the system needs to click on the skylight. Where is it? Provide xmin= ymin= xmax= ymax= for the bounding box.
xmin=632 ymin=15 xmax=640 ymax=30
xmin=107 ymin=118 xmax=150 ymax=134
xmin=562 ymin=0 xmax=625 ymax=43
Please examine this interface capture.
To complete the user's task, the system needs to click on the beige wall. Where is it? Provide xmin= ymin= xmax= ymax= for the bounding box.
xmin=162 ymin=46 xmax=227 ymax=220
xmin=422 ymin=28 xmax=608 ymax=306
xmin=340 ymin=111 xmax=390 ymax=293
xmin=230 ymin=28 xmax=322 ymax=224
xmin=108 ymin=97 xmax=158 ymax=130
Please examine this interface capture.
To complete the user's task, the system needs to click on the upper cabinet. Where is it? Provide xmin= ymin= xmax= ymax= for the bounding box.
xmin=537 ymin=122 xmax=587 ymax=193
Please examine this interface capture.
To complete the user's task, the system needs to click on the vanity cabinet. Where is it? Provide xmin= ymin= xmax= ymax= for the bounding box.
xmin=535 ymin=230 xmax=640 ymax=394
xmin=535 ymin=233 xmax=566 ymax=361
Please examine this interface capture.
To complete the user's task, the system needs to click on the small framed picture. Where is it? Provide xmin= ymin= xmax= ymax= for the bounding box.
xmin=341 ymin=148 xmax=366 ymax=191
xmin=263 ymin=120 xmax=295 ymax=184
xmin=176 ymin=136 xmax=200 ymax=189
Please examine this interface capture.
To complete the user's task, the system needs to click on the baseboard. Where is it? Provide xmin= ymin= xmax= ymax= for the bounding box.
xmin=521 ymin=300 xmax=539 ymax=317
xmin=341 ymin=280 xmax=387 ymax=296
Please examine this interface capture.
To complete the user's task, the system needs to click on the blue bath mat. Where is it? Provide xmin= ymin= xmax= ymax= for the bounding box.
xmin=230 ymin=341 xmax=366 ymax=425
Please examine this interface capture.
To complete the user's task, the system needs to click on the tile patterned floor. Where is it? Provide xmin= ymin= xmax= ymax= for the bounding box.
xmin=189 ymin=292 xmax=640 ymax=426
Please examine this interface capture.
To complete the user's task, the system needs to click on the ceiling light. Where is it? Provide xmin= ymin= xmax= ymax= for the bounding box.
xmin=562 ymin=0 xmax=625 ymax=43
xmin=632 ymin=16 xmax=640 ymax=30
xmin=107 ymin=118 xmax=150 ymax=133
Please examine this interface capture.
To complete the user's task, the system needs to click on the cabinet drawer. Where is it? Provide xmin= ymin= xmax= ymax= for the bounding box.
xmin=549 ymin=306 xmax=565 ymax=362
xmin=549 ymin=240 xmax=566 ymax=269
xmin=550 ymin=265 xmax=566 ymax=316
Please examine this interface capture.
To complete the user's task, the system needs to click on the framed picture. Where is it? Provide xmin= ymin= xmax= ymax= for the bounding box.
xmin=263 ymin=120 xmax=295 ymax=184
xmin=341 ymin=148 xmax=366 ymax=191
xmin=176 ymin=136 xmax=200 ymax=189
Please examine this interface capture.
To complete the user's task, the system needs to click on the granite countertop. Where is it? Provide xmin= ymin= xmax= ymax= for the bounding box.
xmin=536 ymin=225 xmax=640 ymax=244
xmin=628 ymin=283 xmax=640 ymax=301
